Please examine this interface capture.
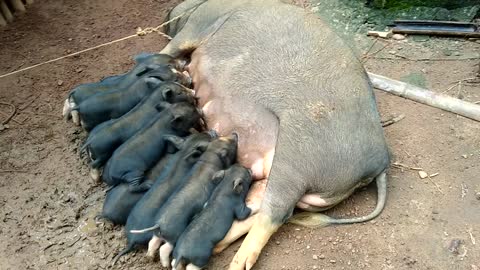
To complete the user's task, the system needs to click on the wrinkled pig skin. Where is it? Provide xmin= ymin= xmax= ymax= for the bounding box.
xmin=82 ymin=82 xmax=196 ymax=170
xmin=114 ymin=133 xmax=214 ymax=263
xmin=63 ymin=53 xmax=183 ymax=118
xmin=102 ymin=102 xmax=202 ymax=190
xmin=162 ymin=0 xmax=390 ymax=269
xmin=74 ymin=66 xmax=186 ymax=131
xmin=172 ymin=164 xmax=252 ymax=270
xmin=129 ymin=133 xmax=238 ymax=267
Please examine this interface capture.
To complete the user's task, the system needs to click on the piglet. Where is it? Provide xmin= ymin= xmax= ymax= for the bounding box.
xmin=172 ymin=164 xmax=252 ymax=270
xmin=112 ymin=131 xmax=216 ymax=264
xmin=130 ymin=133 xmax=238 ymax=267
xmin=73 ymin=66 xmax=183 ymax=131
xmin=102 ymin=102 xmax=202 ymax=190
xmin=81 ymin=82 xmax=196 ymax=180
xmin=100 ymin=152 xmax=174 ymax=225
xmin=63 ymin=53 xmax=187 ymax=120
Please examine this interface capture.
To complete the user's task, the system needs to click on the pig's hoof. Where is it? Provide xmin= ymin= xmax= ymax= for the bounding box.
xmin=186 ymin=263 xmax=202 ymax=270
xmin=90 ymin=168 xmax=101 ymax=182
xmin=62 ymin=99 xmax=70 ymax=117
xmin=71 ymin=110 xmax=80 ymax=125
xmin=145 ymin=250 xmax=158 ymax=262
xmin=229 ymin=214 xmax=280 ymax=270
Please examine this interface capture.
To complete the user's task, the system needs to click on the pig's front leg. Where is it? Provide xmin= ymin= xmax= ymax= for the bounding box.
xmin=123 ymin=171 xmax=145 ymax=191
xmin=129 ymin=181 xmax=153 ymax=193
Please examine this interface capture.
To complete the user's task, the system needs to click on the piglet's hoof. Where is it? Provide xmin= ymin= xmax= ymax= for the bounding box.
xmin=71 ymin=110 xmax=80 ymax=126
xmin=90 ymin=168 xmax=102 ymax=182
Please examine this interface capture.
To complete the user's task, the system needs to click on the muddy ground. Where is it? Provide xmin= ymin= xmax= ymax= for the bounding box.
xmin=0 ymin=0 xmax=479 ymax=269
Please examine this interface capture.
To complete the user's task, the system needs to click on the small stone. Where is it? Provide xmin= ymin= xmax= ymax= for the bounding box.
xmin=432 ymin=209 xmax=439 ymax=214
xmin=392 ymin=34 xmax=405 ymax=40
xmin=448 ymin=239 xmax=462 ymax=254
xmin=76 ymin=68 xmax=83 ymax=73
xmin=57 ymin=80 xmax=64 ymax=86
xmin=319 ymin=254 xmax=325 ymax=259
xmin=329 ymin=260 xmax=336 ymax=264
xmin=418 ymin=171 xmax=428 ymax=179
xmin=462 ymin=154 xmax=468 ymax=159
xmin=68 ymin=38 xmax=73 ymax=41
xmin=313 ymin=255 xmax=318 ymax=260
xmin=0 ymin=124 xmax=5 ymax=131
xmin=443 ymin=49 xmax=452 ymax=56
xmin=3 ymin=124 xmax=9 ymax=129
xmin=453 ymin=51 xmax=461 ymax=56
xmin=475 ymin=192 xmax=480 ymax=200
xmin=388 ymin=50 xmax=396 ymax=55
xmin=313 ymin=266 xmax=318 ymax=269
xmin=275 ymin=241 xmax=280 ymax=245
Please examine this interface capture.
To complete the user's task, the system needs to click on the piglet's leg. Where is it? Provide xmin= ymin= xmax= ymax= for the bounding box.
xmin=146 ymin=235 xmax=162 ymax=259
xmin=213 ymin=179 xmax=266 ymax=254
xmin=159 ymin=242 xmax=174 ymax=267
xmin=186 ymin=264 xmax=202 ymax=270
xmin=125 ymin=171 xmax=144 ymax=191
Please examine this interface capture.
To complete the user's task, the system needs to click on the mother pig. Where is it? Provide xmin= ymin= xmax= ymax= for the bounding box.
xmin=161 ymin=0 xmax=390 ymax=269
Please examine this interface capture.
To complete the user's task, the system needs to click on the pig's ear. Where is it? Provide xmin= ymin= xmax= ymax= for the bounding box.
xmin=185 ymin=149 xmax=203 ymax=162
xmin=211 ymin=170 xmax=225 ymax=184
xmin=233 ymin=178 xmax=244 ymax=194
xmin=161 ymin=87 xmax=174 ymax=102
xmin=219 ymin=149 xmax=228 ymax=160
xmin=133 ymin=52 xmax=153 ymax=63
xmin=184 ymin=142 xmax=208 ymax=162
xmin=163 ymin=135 xmax=185 ymax=153
xmin=154 ymin=101 xmax=169 ymax=112
xmin=135 ymin=64 xmax=157 ymax=76
xmin=195 ymin=141 xmax=209 ymax=153
xmin=170 ymin=115 xmax=185 ymax=130
xmin=145 ymin=77 xmax=162 ymax=89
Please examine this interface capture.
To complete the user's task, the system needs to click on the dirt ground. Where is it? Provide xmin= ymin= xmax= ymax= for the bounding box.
xmin=0 ymin=0 xmax=479 ymax=269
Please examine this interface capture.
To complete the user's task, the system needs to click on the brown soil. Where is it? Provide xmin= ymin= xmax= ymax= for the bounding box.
xmin=0 ymin=1 xmax=479 ymax=270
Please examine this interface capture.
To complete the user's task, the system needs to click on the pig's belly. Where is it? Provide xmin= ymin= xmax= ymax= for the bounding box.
xmin=189 ymin=53 xmax=277 ymax=180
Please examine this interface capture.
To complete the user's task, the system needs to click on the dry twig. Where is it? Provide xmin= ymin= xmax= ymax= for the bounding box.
xmin=382 ymin=114 xmax=405 ymax=127
xmin=0 ymin=101 xmax=16 ymax=125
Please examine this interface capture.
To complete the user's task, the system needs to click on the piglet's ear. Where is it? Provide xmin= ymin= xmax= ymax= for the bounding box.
xmin=161 ymin=87 xmax=174 ymax=102
xmin=163 ymin=135 xmax=185 ymax=153
xmin=211 ymin=170 xmax=225 ymax=184
xmin=195 ymin=142 xmax=209 ymax=153
xmin=133 ymin=52 xmax=153 ymax=63
xmin=154 ymin=101 xmax=169 ymax=112
xmin=136 ymin=64 xmax=157 ymax=76
xmin=170 ymin=115 xmax=185 ymax=130
xmin=219 ymin=149 xmax=228 ymax=160
xmin=233 ymin=178 xmax=244 ymax=194
xmin=145 ymin=77 xmax=162 ymax=89
xmin=185 ymin=149 xmax=203 ymax=163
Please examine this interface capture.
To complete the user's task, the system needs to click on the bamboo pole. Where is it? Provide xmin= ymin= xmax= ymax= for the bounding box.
xmin=368 ymin=72 xmax=480 ymax=122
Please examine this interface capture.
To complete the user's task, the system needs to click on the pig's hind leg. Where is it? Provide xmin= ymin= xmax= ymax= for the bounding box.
xmin=159 ymin=242 xmax=174 ymax=267
xmin=146 ymin=235 xmax=163 ymax=260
